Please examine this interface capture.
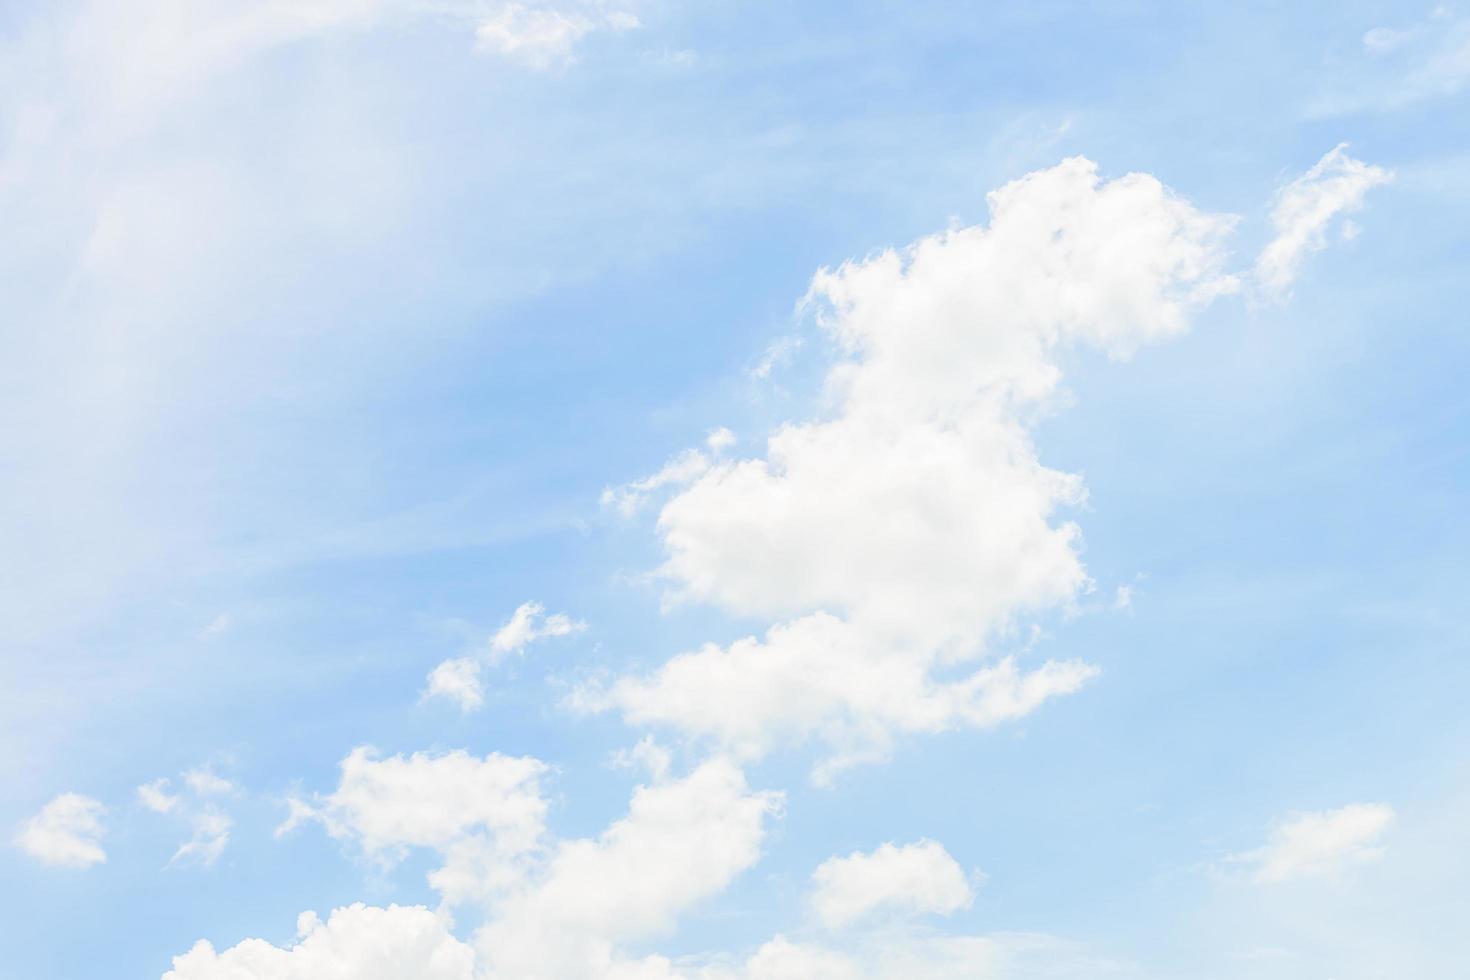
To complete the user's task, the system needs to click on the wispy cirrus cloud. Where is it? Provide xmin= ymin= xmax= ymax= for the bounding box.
xmin=1230 ymin=802 xmax=1395 ymax=883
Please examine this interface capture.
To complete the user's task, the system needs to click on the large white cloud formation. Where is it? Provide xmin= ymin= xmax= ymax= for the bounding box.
xmin=160 ymin=149 xmax=1387 ymax=980
xmin=584 ymin=156 xmax=1242 ymax=777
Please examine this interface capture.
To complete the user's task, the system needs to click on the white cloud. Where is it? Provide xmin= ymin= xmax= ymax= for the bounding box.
xmin=425 ymin=656 xmax=487 ymax=712
xmin=491 ymin=600 xmax=587 ymax=660
xmin=137 ymin=767 xmax=237 ymax=868
xmin=1254 ymin=145 xmax=1392 ymax=298
xmin=1318 ymin=11 xmax=1470 ymax=113
xmin=714 ymin=931 xmax=1120 ymax=980
xmin=55 ymin=0 xmax=642 ymax=126
xmin=278 ymin=746 xmax=550 ymax=907
xmin=705 ymin=427 xmax=738 ymax=453
xmin=582 ymin=156 xmax=1240 ymax=776
xmin=602 ymin=450 xmax=715 ymax=519
xmin=749 ymin=334 xmax=804 ymax=380
xmin=809 ymin=840 xmax=974 ymax=929
xmin=15 ymin=793 xmax=107 ymax=868
xmin=198 ymin=612 xmax=233 ymax=639
xmin=170 ymin=808 xmax=233 ymax=869
xmin=423 ymin=601 xmax=586 ymax=712
xmin=183 ymin=766 xmax=236 ymax=797
xmin=161 ymin=902 xmax=476 ymax=980
xmin=260 ymin=752 xmax=781 ymax=979
xmin=577 ymin=614 xmax=1097 ymax=781
xmin=474 ymin=757 xmax=782 ymax=979
xmin=138 ymin=778 xmax=181 ymax=814
xmin=1232 ymin=802 xmax=1395 ymax=883
xmin=475 ymin=2 xmax=640 ymax=70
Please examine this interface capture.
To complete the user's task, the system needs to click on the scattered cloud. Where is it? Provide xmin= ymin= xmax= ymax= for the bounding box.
xmin=424 ymin=656 xmax=487 ymax=712
xmin=1254 ymin=145 xmax=1392 ymax=298
xmin=1231 ymin=802 xmax=1395 ymax=882
xmin=14 ymin=793 xmax=107 ymax=868
xmin=198 ymin=613 xmax=233 ymax=639
xmin=422 ymin=601 xmax=586 ymax=712
xmin=602 ymin=450 xmax=715 ymax=518
xmin=490 ymin=601 xmax=586 ymax=661
xmin=137 ymin=766 xmax=238 ymax=868
xmin=809 ymin=840 xmax=975 ymax=930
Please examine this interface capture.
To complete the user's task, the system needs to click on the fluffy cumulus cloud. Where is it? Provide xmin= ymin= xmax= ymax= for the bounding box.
xmin=162 ymin=903 xmax=476 ymax=980
xmin=278 ymin=747 xmax=550 ymax=907
xmin=584 ymin=156 xmax=1244 ymax=777
xmin=1232 ymin=802 xmax=1395 ymax=883
xmin=474 ymin=758 xmax=782 ymax=979
xmin=809 ymin=840 xmax=974 ymax=929
xmin=247 ymin=753 xmax=781 ymax=980
xmin=1254 ymin=145 xmax=1392 ymax=298
xmin=14 ymin=792 xmax=107 ymax=868
xmin=424 ymin=601 xmax=586 ymax=711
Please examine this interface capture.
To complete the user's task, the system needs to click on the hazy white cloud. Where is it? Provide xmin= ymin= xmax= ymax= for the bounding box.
xmin=1232 ymin=802 xmax=1395 ymax=882
xmin=1316 ymin=10 xmax=1470 ymax=113
xmin=138 ymin=778 xmax=181 ymax=814
xmin=424 ymin=656 xmax=487 ymax=712
xmin=170 ymin=808 xmax=233 ymax=869
xmin=705 ymin=427 xmax=738 ymax=453
xmin=476 ymin=2 xmax=640 ymax=70
xmin=602 ymin=449 xmax=715 ymax=518
xmin=198 ymin=612 xmax=233 ymax=639
xmin=423 ymin=601 xmax=586 ymax=712
xmin=491 ymin=600 xmax=586 ymax=660
xmin=278 ymin=746 xmax=549 ymax=907
xmin=749 ymin=334 xmax=804 ymax=380
xmin=162 ymin=902 xmax=476 ymax=980
xmin=1254 ymin=145 xmax=1391 ymax=298
xmin=584 ymin=156 xmax=1240 ymax=776
xmin=137 ymin=766 xmax=237 ymax=868
xmin=53 ymin=0 xmax=642 ymax=126
xmin=14 ymin=793 xmax=107 ymax=868
xmin=809 ymin=840 xmax=974 ymax=929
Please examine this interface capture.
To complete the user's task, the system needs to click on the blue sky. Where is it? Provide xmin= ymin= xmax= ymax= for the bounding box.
xmin=3 ymin=1 xmax=1469 ymax=978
